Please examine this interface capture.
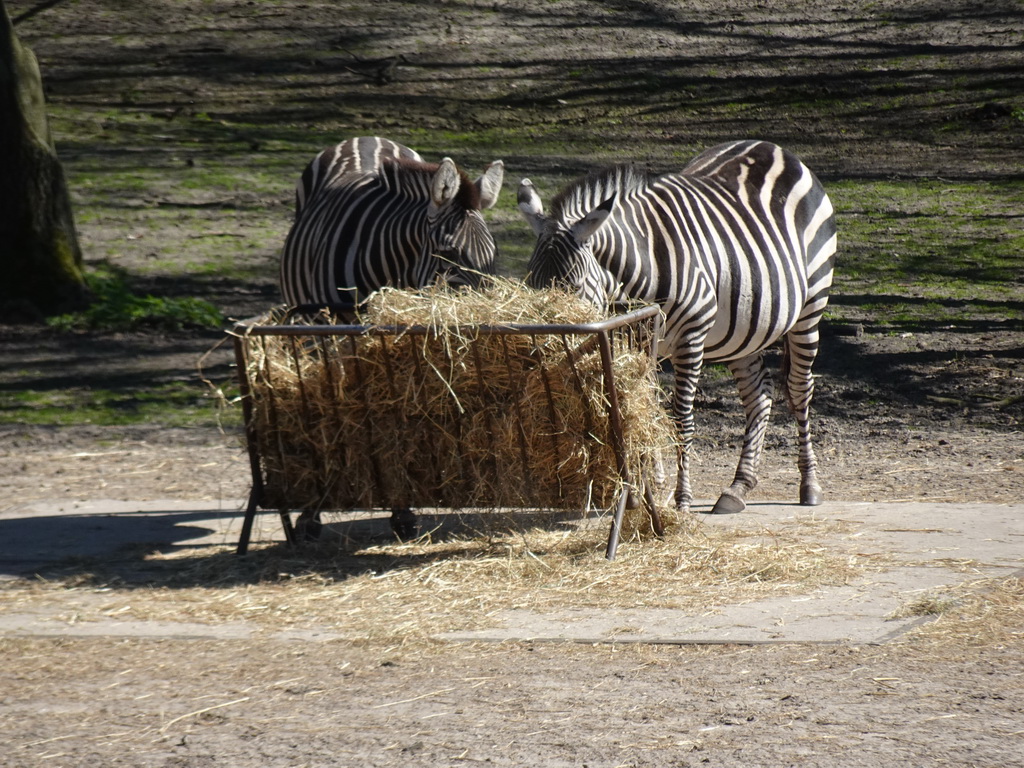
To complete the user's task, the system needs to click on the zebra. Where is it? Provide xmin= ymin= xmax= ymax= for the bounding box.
xmin=279 ymin=137 xmax=503 ymax=540
xmin=280 ymin=136 xmax=505 ymax=309
xmin=518 ymin=140 xmax=836 ymax=515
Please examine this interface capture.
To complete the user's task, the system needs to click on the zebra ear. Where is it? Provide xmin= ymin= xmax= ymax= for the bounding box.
xmin=570 ymin=195 xmax=616 ymax=243
xmin=431 ymin=157 xmax=462 ymax=208
xmin=476 ymin=160 xmax=504 ymax=210
xmin=517 ymin=178 xmax=547 ymax=236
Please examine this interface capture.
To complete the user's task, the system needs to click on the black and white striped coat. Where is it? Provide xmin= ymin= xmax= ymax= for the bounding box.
xmin=281 ymin=137 xmax=504 ymax=309
xmin=519 ymin=140 xmax=836 ymax=515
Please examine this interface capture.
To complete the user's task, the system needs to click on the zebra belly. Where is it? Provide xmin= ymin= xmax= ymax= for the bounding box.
xmin=697 ymin=289 xmax=805 ymax=363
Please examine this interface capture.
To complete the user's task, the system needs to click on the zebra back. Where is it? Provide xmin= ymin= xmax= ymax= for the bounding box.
xmin=523 ymin=140 xmax=836 ymax=362
xmin=294 ymin=137 xmax=423 ymax=214
xmin=682 ymin=141 xmax=835 ymax=280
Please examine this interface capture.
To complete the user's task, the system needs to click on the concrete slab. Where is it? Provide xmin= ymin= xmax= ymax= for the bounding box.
xmin=437 ymin=567 xmax=959 ymax=645
xmin=440 ymin=501 xmax=1024 ymax=645
xmin=704 ymin=500 xmax=1024 ymax=569
xmin=0 ymin=499 xmax=1021 ymax=645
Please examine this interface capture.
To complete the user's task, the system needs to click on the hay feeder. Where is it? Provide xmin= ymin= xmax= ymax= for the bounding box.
xmin=231 ymin=295 xmax=668 ymax=560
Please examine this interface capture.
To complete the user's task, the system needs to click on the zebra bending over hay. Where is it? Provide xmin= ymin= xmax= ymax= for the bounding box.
xmin=278 ymin=137 xmax=503 ymax=540
xmin=519 ymin=141 xmax=836 ymax=515
xmin=280 ymin=136 xmax=504 ymax=309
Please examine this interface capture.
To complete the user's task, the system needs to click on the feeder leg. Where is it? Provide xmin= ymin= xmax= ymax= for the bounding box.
xmin=280 ymin=511 xmax=297 ymax=545
xmin=236 ymin=491 xmax=260 ymax=555
xmin=644 ymin=484 xmax=665 ymax=537
xmin=605 ymin=487 xmax=631 ymax=561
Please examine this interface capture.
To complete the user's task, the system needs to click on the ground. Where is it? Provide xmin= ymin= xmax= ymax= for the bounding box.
xmin=4 ymin=638 xmax=1022 ymax=767
xmin=1 ymin=1 xmax=1023 ymax=766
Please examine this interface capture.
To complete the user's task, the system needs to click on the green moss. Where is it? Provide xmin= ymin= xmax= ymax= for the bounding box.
xmin=0 ymin=383 xmax=240 ymax=429
xmin=47 ymin=269 xmax=224 ymax=332
xmin=825 ymin=179 xmax=1024 ymax=329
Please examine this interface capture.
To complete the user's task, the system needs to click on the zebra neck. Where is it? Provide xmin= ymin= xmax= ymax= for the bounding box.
xmin=589 ymin=224 xmax=661 ymax=304
xmin=551 ymin=164 xmax=649 ymax=222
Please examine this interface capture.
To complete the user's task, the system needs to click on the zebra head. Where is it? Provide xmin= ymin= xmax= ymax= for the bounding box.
xmin=418 ymin=157 xmax=505 ymax=289
xmin=518 ymin=178 xmax=616 ymax=306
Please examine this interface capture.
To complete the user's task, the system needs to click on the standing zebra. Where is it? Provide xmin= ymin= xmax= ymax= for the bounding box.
xmin=280 ymin=137 xmax=504 ymax=309
xmin=518 ymin=141 xmax=836 ymax=515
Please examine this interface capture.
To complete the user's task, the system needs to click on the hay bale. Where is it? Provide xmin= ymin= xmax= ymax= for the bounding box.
xmin=238 ymin=279 xmax=674 ymax=516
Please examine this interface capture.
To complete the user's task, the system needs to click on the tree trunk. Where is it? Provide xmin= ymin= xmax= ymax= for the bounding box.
xmin=0 ymin=0 xmax=87 ymax=320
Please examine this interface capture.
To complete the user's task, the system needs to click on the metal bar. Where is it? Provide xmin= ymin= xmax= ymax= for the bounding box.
xmin=644 ymin=482 xmax=665 ymax=537
xmin=597 ymin=329 xmax=634 ymax=561
xmin=232 ymin=304 xmax=662 ymax=340
xmin=279 ymin=511 xmax=297 ymax=545
xmin=233 ymin=332 xmax=266 ymax=555
xmin=348 ymin=334 xmax=388 ymax=504
xmin=259 ymin=334 xmax=293 ymax=521
xmin=605 ymin=486 xmax=630 ymax=561
xmin=316 ymin=335 xmax=345 ymax=508
xmin=558 ymin=334 xmax=597 ymax=444
xmin=469 ymin=340 xmax=498 ymax=498
xmin=379 ymin=333 xmax=430 ymax=501
xmin=287 ymin=335 xmax=329 ymax=511
xmin=435 ymin=335 xmax=461 ymax=498
xmin=236 ymin=490 xmax=260 ymax=556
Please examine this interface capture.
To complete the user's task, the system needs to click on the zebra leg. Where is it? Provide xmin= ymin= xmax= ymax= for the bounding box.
xmin=711 ymin=353 xmax=774 ymax=515
xmin=671 ymin=347 xmax=705 ymax=513
xmin=782 ymin=328 xmax=823 ymax=506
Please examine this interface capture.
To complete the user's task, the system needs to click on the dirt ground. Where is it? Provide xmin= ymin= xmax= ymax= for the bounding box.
xmin=2 ymin=636 xmax=1021 ymax=768
xmin=2 ymin=1 xmax=1023 ymax=766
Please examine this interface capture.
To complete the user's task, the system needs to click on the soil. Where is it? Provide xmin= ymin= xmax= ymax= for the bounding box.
xmin=1 ymin=2 xmax=1023 ymax=767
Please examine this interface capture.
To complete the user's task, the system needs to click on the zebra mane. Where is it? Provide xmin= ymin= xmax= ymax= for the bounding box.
xmin=381 ymin=156 xmax=482 ymax=210
xmin=550 ymin=164 xmax=651 ymax=222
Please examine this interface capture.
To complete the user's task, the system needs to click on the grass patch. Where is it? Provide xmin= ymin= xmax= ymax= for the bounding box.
xmin=29 ymin=56 xmax=1023 ymax=429
xmin=47 ymin=269 xmax=224 ymax=333
xmin=828 ymin=179 xmax=1024 ymax=330
xmin=0 ymin=381 xmax=238 ymax=429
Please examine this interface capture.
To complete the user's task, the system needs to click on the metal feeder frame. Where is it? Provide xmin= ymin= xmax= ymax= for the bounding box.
xmin=231 ymin=304 xmax=665 ymax=560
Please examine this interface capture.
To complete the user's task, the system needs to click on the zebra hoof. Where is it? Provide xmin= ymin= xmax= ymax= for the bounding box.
xmin=800 ymin=485 xmax=823 ymax=506
xmin=709 ymin=493 xmax=746 ymax=515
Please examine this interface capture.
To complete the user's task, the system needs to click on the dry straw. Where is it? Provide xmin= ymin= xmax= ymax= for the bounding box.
xmin=3 ymin=514 xmax=868 ymax=645
xmin=238 ymin=279 xmax=676 ymax=531
xmin=891 ymin=576 xmax=1024 ymax=651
